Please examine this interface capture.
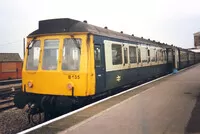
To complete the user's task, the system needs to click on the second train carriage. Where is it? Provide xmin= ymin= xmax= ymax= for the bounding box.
xmin=14 ymin=18 xmax=199 ymax=120
xmin=172 ymin=46 xmax=198 ymax=70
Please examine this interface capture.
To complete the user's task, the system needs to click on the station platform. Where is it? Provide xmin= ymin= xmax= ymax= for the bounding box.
xmin=23 ymin=64 xmax=200 ymax=134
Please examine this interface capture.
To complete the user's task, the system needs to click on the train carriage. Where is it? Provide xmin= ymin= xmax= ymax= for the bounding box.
xmin=173 ymin=47 xmax=195 ymax=70
xmin=14 ymin=18 xmax=197 ymax=120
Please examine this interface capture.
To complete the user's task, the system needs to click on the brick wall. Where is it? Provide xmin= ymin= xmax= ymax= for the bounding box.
xmin=0 ymin=62 xmax=22 ymax=80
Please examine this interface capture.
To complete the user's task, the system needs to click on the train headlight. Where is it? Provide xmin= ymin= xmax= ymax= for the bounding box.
xmin=67 ymin=83 xmax=74 ymax=90
xmin=27 ymin=81 xmax=33 ymax=88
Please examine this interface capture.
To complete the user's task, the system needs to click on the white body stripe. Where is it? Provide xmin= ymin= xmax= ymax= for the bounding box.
xmin=104 ymin=40 xmax=168 ymax=72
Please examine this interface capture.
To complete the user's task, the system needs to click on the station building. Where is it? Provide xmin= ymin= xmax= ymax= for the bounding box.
xmin=0 ymin=53 xmax=22 ymax=80
xmin=188 ymin=32 xmax=200 ymax=53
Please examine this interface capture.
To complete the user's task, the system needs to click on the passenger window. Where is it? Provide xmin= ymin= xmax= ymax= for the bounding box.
xmin=112 ymin=44 xmax=122 ymax=65
xmin=155 ymin=50 xmax=158 ymax=62
xmin=129 ymin=46 xmax=137 ymax=63
xmin=159 ymin=50 xmax=161 ymax=61
xmin=124 ymin=47 xmax=128 ymax=64
xmin=94 ymin=45 xmax=101 ymax=67
xmin=142 ymin=48 xmax=147 ymax=63
xmin=138 ymin=48 xmax=141 ymax=63
xmin=163 ymin=51 xmax=166 ymax=61
xmin=151 ymin=49 xmax=155 ymax=62
xmin=160 ymin=50 xmax=163 ymax=61
xmin=147 ymin=49 xmax=150 ymax=63
xmin=168 ymin=49 xmax=173 ymax=62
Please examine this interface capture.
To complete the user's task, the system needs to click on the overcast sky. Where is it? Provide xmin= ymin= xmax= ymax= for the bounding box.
xmin=0 ymin=0 xmax=200 ymax=58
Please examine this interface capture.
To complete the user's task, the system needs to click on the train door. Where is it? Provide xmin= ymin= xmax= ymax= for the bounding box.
xmin=178 ymin=49 xmax=181 ymax=69
xmin=172 ymin=49 xmax=175 ymax=68
xmin=166 ymin=48 xmax=173 ymax=72
xmin=174 ymin=48 xmax=177 ymax=69
xmin=94 ymin=44 xmax=105 ymax=93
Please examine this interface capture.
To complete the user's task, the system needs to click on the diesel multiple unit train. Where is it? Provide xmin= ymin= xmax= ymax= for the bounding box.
xmin=14 ymin=18 xmax=200 ymax=121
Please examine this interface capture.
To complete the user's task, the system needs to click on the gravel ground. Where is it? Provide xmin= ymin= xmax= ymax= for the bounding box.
xmin=0 ymin=108 xmax=43 ymax=134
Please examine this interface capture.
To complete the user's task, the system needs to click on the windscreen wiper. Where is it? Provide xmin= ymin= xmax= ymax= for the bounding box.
xmin=70 ymin=35 xmax=81 ymax=50
xmin=27 ymin=37 xmax=36 ymax=49
xmin=27 ymin=37 xmax=36 ymax=55
xmin=71 ymin=38 xmax=81 ymax=50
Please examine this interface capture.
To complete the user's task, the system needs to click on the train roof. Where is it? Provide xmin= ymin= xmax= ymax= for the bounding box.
xmin=28 ymin=18 xmax=173 ymax=48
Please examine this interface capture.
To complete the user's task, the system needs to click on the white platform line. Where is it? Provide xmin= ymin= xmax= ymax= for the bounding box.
xmin=18 ymin=64 xmax=199 ymax=134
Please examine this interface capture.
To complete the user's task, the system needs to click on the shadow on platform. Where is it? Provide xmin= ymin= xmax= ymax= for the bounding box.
xmin=185 ymin=92 xmax=200 ymax=134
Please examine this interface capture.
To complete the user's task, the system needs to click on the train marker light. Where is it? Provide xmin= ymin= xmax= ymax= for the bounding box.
xmin=27 ymin=81 xmax=33 ymax=88
xmin=67 ymin=83 xmax=74 ymax=90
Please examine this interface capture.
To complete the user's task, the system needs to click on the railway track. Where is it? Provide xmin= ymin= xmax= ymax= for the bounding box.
xmin=0 ymin=86 xmax=21 ymax=112
xmin=0 ymin=79 xmax=22 ymax=86
xmin=0 ymin=98 xmax=15 ymax=112
xmin=0 ymin=86 xmax=21 ymax=98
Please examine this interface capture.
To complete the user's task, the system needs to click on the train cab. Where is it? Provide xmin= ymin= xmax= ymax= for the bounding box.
xmin=24 ymin=34 xmax=95 ymax=97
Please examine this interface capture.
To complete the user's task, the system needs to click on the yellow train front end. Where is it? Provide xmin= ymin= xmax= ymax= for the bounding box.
xmin=23 ymin=34 xmax=95 ymax=97
xmin=14 ymin=31 xmax=95 ymax=120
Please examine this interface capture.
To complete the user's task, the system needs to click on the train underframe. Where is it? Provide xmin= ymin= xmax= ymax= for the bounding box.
xmin=14 ymin=92 xmax=90 ymax=123
xmin=14 ymin=81 xmax=138 ymax=124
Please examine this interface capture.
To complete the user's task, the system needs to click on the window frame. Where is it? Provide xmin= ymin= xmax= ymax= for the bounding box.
xmin=94 ymin=45 xmax=102 ymax=67
xmin=137 ymin=47 xmax=141 ymax=63
xmin=147 ymin=48 xmax=150 ymax=63
xmin=124 ymin=47 xmax=128 ymax=64
xmin=61 ymin=38 xmax=82 ymax=71
xmin=111 ymin=43 xmax=123 ymax=65
xmin=150 ymin=48 xmax=156 ymax=62
xmin=26 ymin=40 xmax=41 ymax=71
xmin=129 ymin=46 xmax=137 ymax=64
xmin=42 ymin=39 xmax=60 ymax=71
